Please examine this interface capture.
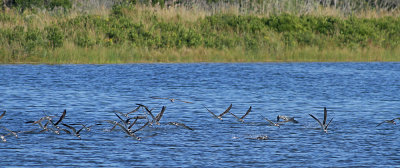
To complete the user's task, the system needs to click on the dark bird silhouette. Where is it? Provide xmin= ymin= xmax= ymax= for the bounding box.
xmin=0 ymin=111 xmax=5 ymax=120
xmin=150 ymin=96 xmax=193 ymax=104
xmin=168 ymin=122 xmax=194 ymax=130
xmin=277 ymin=115 xmax=299 ymax=123
xmin=137 ymin=104 xmax=157 ymax=124
xmin=247 ymin=135 xmax=269 ymax=140
xmin=154 ymin=106 xmax=166 ymax=125
xmin=376 ymin=117 xmax=400 ymax=127
xmin=62 ymin=123 xmax=85 ymax=138
xmin=229 ymin=106 xmax=252 ymax=122
xmin=54 ymin=109 xmax=67 ymax=127
xmin=260 ymin=115 xmax=282 ymax=127
xmin=1 ymin=126 xmax=18 ymax=138
xmin=203 ymin=104 xmax=232 ymax=120
xmin=309 ymin=107 xmax=333 ymax=133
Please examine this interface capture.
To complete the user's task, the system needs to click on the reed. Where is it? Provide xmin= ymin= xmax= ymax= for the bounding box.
xmin=1 ymin=2 xmax=399 ymax=64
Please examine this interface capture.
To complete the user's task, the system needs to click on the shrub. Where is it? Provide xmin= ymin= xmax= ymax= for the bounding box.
xmin=45 ymin=26 xmax=64 ymax=48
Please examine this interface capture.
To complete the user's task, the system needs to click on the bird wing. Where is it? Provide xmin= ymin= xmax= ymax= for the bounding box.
xmin=229 ymin=112 xmax=241 ymax=121
xmin=127 ymin=106 xmax=141 ymax=115
xmin=323 ymin=107 xmax=327 ymax=126
xmin=62 ymin=123 xmax=77 ymax=134
xmin=143 ymin=106 xmax=156 ymax=121
xmin=132 ymin=122 xmax=149 ymax=133
xmin=175 ymin=99 xmax=193 ymax=104
xmin=150 ymin=96 xmax=169 ymax=100
xmin=76 ymin=126 xmax=85 ymax=135
xmin=128 ymin=117 xmax=139 ymax=129
xmin=54 ymin=109 xmax=67 ymax=126
xmin=0 ymin=111 xmax=5 ymax=120
xmin=114 ymin=112 xmax=127 ymax=127
xmin=240 ymin=106 xmax=252 ymax=120
xmin=177 ymin=122 xmax=194 ymax=130
xmin=105 ymin=120 xmax=132 ymax=136
xmin=325 ymin=118 xmax=333 ymax=130
xmin=155 ymin=106 xmax=166 ymax=124
xmin=263 ymin=118 xmax=276 ymax=125
xmin=203 ymin=105 xmax=219 ymax=118
xmin=219 ymin=104 xmax=233 ymax=117
xmin=376 ymin=121 xmax=386 ymax=127
xmin=61 ymin=129 xmax=71 ymax=134
xmin=309 ymin=114 xmax=324 ymax=130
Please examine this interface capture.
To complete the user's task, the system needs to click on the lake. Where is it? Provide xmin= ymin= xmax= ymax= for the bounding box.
xmin=0 ymin=63 xmax=399 ymax=167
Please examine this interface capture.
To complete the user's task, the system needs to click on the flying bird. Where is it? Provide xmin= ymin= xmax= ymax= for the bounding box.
xmin=277 ymin=115 xmax=299 ymax=123
xmin=150 ymin=96 xmax=193 ymax=104
xmin=203 ymin=104 xmax=232 ymax=120
xmin=376 ymin=117 xmax=400 ymax=127
xmin=168 ymin=122 xmax=194 ymax=130
xmin=260 ymin=115 xmax=282 ymax=127
xmin=229 ymin=106 xmax=252 ymax=122
xmin=309 ymin=107 xmax=333 ymax=133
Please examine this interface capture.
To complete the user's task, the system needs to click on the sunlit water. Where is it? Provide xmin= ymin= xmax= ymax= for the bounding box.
xmin=0 ymin=63 xmax=399 ymax=167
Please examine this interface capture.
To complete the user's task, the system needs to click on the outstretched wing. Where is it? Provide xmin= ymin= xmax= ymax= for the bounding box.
xmin=175 ymin=99 xmax=193 ymax=104
xmin=309 ymin=114 xmax=324 ymax=130
xmin=323 ymin=107 xmax=327 ymax=126
xmin=0 ymin=111 xmax=5 ymax=120
xmin=62 ymin=123 xmax=77 ymax=134
xmin=240 ymin=106 xmax=252 ymax=120
xmin=114 ymin=112 xmax=127 ymax=127
xmin=105 ymin=120 xmax=132 ymax=136
xmin=132 ymin=122 xmax=149 ymax=133
xmin=229 ymin=112 xmax=241 ymax=121
xmin=325 ymin=118 xmax=333 ymax=130
xmin=54 ymin=109 xmax=67 ymax=126
xmin=264 ymin=118 xmax=276 ymax=125
xmin=155 ymin=106 xmax=166 ymax=124
xmin=218 ymin=104 xmax=233 ymax=117
xmin=150 ymin=96 xmax=169 ymax=100
xmin=376 ymin=121 xmax=386 ymax=127
xmin=127 ymin=105 xmax=141 ymax=115
xmin=143 ymin=106 xmax=156 ymax=121
xmin=203 ymin=105 xmax=219 ymax=118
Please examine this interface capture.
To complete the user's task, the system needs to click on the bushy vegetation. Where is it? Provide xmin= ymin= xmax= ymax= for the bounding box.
xmin=0 ymin=2 xmax=399 ymax=63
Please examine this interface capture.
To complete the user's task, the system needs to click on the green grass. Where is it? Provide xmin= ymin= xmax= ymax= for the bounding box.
xmin=1 ymin=4 xmax=400 ymax=64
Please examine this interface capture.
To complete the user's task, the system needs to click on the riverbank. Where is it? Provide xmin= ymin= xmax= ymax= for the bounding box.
xmin=1 ymin=4 xmax=399 ymax=64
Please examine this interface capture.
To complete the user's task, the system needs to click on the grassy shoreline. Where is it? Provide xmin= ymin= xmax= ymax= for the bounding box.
xmin=1 ymin=4 xmax=400 ymax=64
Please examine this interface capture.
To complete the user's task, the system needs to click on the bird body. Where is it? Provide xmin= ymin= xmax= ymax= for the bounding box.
xmin=277 ymin=115 xmax=298 ymax=123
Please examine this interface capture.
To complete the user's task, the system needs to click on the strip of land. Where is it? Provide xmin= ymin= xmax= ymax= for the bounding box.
xmin=1 ymin=1 xmax=400 ymax=64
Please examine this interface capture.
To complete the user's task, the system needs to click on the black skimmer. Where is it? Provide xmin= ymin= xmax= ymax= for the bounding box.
xmin=203 ymin=104 xmax=232 ymax=120
xmin=150 ymin=96 xmax=193 ymax=104
xmin=309 ymin=107 xmax=333 ymax=133
xmin=168 ymin=122 xmax=194 ymax=130
xmin=62 ymin=123 xmax=85 ymax=138
xmin=277 ymin=115 xmax=298 ymax=123
xmin=260 ymin=115 xmax=282 ymax=127
xmin=376 ymin=117 xmax=400 ymax=127
xmin=0 ymin=126 xmax=18 ymax=138
xmin=229 ymin=106 xmax=252 ymax=122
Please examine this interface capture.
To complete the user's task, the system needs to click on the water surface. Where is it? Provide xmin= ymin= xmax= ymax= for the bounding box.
xmin=0 ymin=63 xmax=399 ymax=167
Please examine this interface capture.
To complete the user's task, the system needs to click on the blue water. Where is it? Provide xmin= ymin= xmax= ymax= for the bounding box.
xmin=0 ymin=63 xmax=399 ymax=167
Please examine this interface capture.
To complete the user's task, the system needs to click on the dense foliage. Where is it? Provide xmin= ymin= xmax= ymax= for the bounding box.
xmin=0 ymin=2 xmax=399 ymax=63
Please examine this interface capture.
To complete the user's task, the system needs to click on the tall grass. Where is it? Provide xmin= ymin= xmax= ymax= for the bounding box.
xmin=1 ymin=1 xmax=400 ymax=64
